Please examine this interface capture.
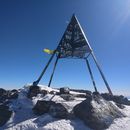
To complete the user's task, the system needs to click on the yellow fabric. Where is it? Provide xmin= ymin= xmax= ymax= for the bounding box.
xmin=43 ymin=48 xmax=54 ymax=54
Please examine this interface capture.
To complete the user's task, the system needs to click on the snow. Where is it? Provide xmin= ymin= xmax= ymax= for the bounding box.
xmin=4 ymin=106 xmax=130 ymax=130
xmin=106 ymin=105 xmax=130 ymax=130
xmin=3 ymin=114 xmax=91 ymax=130
xmin=1 ymin=84 xmax=130 ymax=130
xmin=39 ymin=118 xmax=91 ymax=130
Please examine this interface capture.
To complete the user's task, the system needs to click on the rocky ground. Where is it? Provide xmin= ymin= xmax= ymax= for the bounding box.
xmin=0 ymin=84 xmax=130 ymax=130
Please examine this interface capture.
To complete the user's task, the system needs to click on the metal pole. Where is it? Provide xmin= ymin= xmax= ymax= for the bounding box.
xmin=91 ymin=52 xmax=113 ymax=95
xmin=33 ymin=51 xmax=56 ymax=86
xmin=85 ymin=58 xmax=98 ymax=92
xmin=48 ymin=55 xmax=59 ymax=87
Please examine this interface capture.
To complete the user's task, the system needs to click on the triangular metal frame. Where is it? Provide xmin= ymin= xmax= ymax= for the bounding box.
xmin=57 ymin=14 xmax=92 ymax=59
xmin=33 ymin=14 xmax=113 ymax=95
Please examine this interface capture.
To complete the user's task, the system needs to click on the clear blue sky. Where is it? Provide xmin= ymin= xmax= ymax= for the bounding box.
xmin=0 ymin=0 xmax=130 ymax=96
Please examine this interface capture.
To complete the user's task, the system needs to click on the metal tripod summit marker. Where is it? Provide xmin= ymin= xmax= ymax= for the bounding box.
xmin=57 ymin=14 xmax=92 ymax=59
xmin=33 ymin=14 xmax=113 ymax=95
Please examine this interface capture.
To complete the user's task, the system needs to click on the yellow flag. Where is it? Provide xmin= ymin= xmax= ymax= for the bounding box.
xmin=43 ymin=48 xmax=54 ymax=54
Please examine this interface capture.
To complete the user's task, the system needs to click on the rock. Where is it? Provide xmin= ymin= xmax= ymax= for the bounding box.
xmin=0 ymin=88 xmax=7 ymax=103
xmin=33 ymin=100 xmax=54 ymax=115
xmin=28 ymin=85 xmax=48 ymax=98
xmin=60 ymin=87 xmax=70 ymax=94
xmin=49 ymin=91 xmax=58 ymax=95
xmin=115 ymin=103 xmax=125 ymax=109
xmin=27 ymin=86 xmax=39 ymax=98
xmin=60 ymin=94 xmax=75 ymax=101
xmin=49 ymin=103 xmax=69 ymax=118
xmin=0 ymin=88 xmax=6 ymax=96
xmin=73 ymin=93 xmax=125 ymax=130
xmin=101 ymin=93 xmax=130 ymax=106
xmin=74 ymin=94 xmax=87 ymax=98
xmin=93 ymin=91 xmax=100 ymax=95
xmin=0 ymin=89 xmax=18 ymax=104
xmin=8 ymin=89 xmax=18 ymax=99
xmin=28 ymin=85 xmax=41 ymax=98
xmin=40 ymin=90 xmax=49 ymax=95
xmin=113 ymin=95 xmax=130 ymax=105
xmin=0 ymin=105 xmax=12 ymax=126
xmin=33 ymin=100 xmax=69 ymax=119
xmin=86 ymin=90 xmax=92 ymax=97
